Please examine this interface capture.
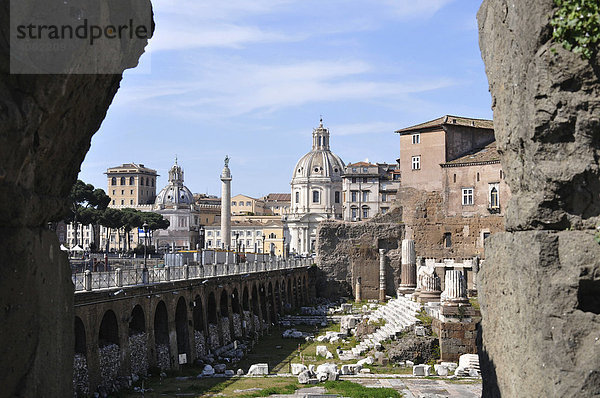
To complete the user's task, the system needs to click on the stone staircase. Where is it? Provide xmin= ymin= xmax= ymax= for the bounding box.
xmin=352 ymin=296 xmax=422 ymax=356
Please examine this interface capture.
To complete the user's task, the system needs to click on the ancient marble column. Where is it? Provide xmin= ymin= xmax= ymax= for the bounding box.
xmin=379 ymin=249 xmax=386 ymax=301
xmin=398 ymin=239 xmax=417 ymax=294
xmin=220 ymin=156 xmax=232 ymax=249
xmin=441 ymin=270 xmax=468 ymax=306
xmin=355 ymin=277 xmax=362 ymax=303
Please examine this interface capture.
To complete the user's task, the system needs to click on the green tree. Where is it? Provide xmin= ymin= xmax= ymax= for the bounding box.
xmin=99 ymin=208 xmax=124 ymax=253
xmin=67 ymin=180 xmax=110 ymax=249
xmin=140 ymin=211 xmax=170 ymax=247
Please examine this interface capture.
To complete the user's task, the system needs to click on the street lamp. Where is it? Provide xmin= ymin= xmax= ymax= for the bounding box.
xmin=142 ymin=222 xmax=149 ymax=283
xmin=282 ymin=235 xmax=286 ymax=258
xmin=262 ymin=234 xmax=266 ymax=255
xmin=199 ymin=226 xmax=205 ymax=250
xmin=234 ymin=232 xmax=240 ymax=264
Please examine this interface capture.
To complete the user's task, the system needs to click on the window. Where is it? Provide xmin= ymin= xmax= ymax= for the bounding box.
xmin=462 ymin=188 xmax=474 ymax=205
xmin=393 ymin=173 xmax=400 ymax=181
xmin=351 ymin=191 xmax=357 ymax=202
xmin=444 ymin=232 xmax=452 ymax=248
xmin=269 ymin=233 xmax=276 ymax=239
xmin=352 ymin=167 xmax=357 ymax=172
xmin=362 ymin=207 xmax=369 ymax=219
xmin=112 ymin=200 xmax=115 ymax=205
xmin=130 ymin=199 xmax=133 ymax=205
xmin=246 ymin=201 xmax=251 ymax=206
xmin=151 ymin=179 xmax=155 ymax=187
xmin=489 ymin=183 xmax=500 ymax=208
xmin=129 ymin=176 xmax=134 ymax=185
xmin=412 ymin=133 xmax=420 ymax=144
xmin=363 ymin=167 xmax=368 ymax=172
xmin=477 ymin=172 xmax=480 ymax=182
xmin=216 ymin=231 xmax=220 ymax=237
xmin=334 ymin=191 xmax=340 ymax=204
xmin=112 ymin=189 xmax=115 ymax=195
xmin=257 ymin=231 xmax=262 ymax=237
xmin=232 ymin=201 xmax=237 ymax=206
xmin=411 ymin=156 xmax=420 ymax=170
xmin=246 ymin=240 xmax=251 ymax=246
xmin=120 ymin=177 xmax=125 ymax=185
xmin=362 ymin=191 xmax=369 ymax=202
xmin=140 ymin=177 xmax=144 ymax=186
xmin=130 ymin=189 xmax=133 ymax=194
xmin=207 ymin=240 xmax=212 ymax=247
xmin=351 ymin=208 xmax=357 ymax=220
xmin=207 ymin=231 xmax=213 ymax=237
xmin=111 ymin=177 xmax=116 ymax=185
xmin=351 ymin=177 xmax=357 ymax=183
xmin=312 ymin=190 xmax=320 ymax=203
xmin=500 ymin=170 xmax=503 ymax=179
xmin=382 ymin=193 xmax=387 ymax=202
xmin=295 ymin=191 xmax=300 ymax=203
xmin=453 ymin=174 xmax=456 ymax=183
xmin=120 ymin=199 xmax=124 ymax=205
xmin=381 ymin=208 xmax=388 ymax=214
xmin=216 ymin=240 xmax=221 ymax=247
xmin=483 ymin=232 xmax=491 ymax=241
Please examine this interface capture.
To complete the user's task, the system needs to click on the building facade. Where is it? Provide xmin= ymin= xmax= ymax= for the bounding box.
xmin=395 ymin=115 xmax=510 ymax=258
xmin=231 ymin=194 xmax=266 ymax=216
xmin=286 ymin=119 xmax=345 ymax=254
xmin=105 ymin=163 xmax=158 ymax=206
xmin=262 ymin=193 xmax=291 ymax=215
xmin=342 ymin=162 xmax=400 ymax=221
xmin=203 ymin=218 xmax=288 ymax=255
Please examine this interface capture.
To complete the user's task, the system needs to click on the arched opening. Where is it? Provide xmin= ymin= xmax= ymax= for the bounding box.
xmin=75 ymin=317 xmax=86 ymax=355
xmin=268 ymin=282 xmax=276 ymax=324
xmin=242 ymin=286 xmax=250 ymax=311
xmin=98 ymin=310 xmax=120 ymax=390
xmin=207 ymin=292 xmax=220 ymax=350
xmin=192 ymin=295 xmax=206 ymax=358
xmin=293 ymin=277 xmax=299 ymax=308
xmin=175 ymin=297 xmax=190 ymax=360
xmin=297 ymin=277 xmax=303 ymax=306
xmin=219 ymin=289 xmax=232 ymax=345
xmin=303 ymin=275 xmax=308 ymax=304
xmin=129 ymin=305 xmax=145 ymax=336
xmin=73 ymin=317 xmax=89 ymax=396
xmin=154 ymin=301 xmax=170 ymax=370
xmin=274 ymin=281 xmax=281 ymax=315
xmin=128 ymin=305 xmax=148 ymax=377
xmin=259 ymin=284 xmax=268 ymax=330
xmin=99 ymin=310 xmax=119 ymax=347
xmin=287 ymin=279 xmax=293 ymax=310
xmin=231 ymin=288 xmax=242 ymax=338
xmin=220 ymin=289 xmax=229 ymax=318
xmin=251 ymin=284 xmax=261 ymax=334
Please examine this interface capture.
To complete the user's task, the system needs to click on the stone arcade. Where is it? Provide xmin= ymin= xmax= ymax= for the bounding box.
xmin=73 ymin=263 xmax=311 ymax=394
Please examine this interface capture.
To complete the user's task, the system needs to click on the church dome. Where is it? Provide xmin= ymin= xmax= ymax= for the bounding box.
xmin=291 ymin=119 xmax=345 ymax=183
xmin=155 ymin=159 xmax=194 ymax=207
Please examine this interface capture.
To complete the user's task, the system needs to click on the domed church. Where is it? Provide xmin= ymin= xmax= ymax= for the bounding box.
xmin=153 ymin=159 xmax=201 ymax=251
xmin=287 ymin=118 xmax=345 ymax=254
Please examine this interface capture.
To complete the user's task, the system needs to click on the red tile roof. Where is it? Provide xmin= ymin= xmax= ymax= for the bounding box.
xmin=264 ymin=193 xmax=291 ymax=202
xmin=395 ymin=115 xmax=493 ymax=134
xmin=443 ymin=141 xmax=500 ymax=166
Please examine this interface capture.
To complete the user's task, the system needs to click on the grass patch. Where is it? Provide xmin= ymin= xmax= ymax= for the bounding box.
xmin=469 ymin=297 xmax=480 ymax=311
xmin=115 ymin=376 xmax=301 ymax=397
xmin=362 ymin=364 xmax=413 ymax=375
xmin=415 ymin=309 xmax=432 ymax=327
xmin=324 ymin=380 xmax=403 ymax=398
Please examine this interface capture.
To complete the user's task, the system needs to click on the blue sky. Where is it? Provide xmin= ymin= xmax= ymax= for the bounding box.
xmin=79 ymin=0 xmax=492 ymax=198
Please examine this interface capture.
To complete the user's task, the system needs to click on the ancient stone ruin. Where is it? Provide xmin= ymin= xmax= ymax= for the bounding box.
xmin=478 ymin=0 xmax=600 ymax=396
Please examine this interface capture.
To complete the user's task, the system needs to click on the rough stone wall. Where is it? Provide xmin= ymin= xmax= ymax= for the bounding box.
xmin=432 ymin=319 xmax=477 ymax=362
xmin=316 ymin=207 xmax=404 ymax=298
xmin=0 ymin=1 xmax=153 ymax=396
xmin=478 ymin=0 xmax=600 ymax=396
xmin=400 ymin=187 xmax=504 ymax=259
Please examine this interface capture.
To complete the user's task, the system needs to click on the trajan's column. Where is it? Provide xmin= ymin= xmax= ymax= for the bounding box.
xmin=220 ymin=156 xmax=232 ymax=249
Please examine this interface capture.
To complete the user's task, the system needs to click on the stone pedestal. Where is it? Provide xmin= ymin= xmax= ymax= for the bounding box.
xmin=398 ymin=239 xmax=417 ymax=294
xmin=441 ymin=270 xmax=468 ymax=306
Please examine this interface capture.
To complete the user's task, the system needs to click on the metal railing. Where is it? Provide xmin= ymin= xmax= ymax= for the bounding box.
xmin=73 ymin=256 xmax=312 ymax=292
